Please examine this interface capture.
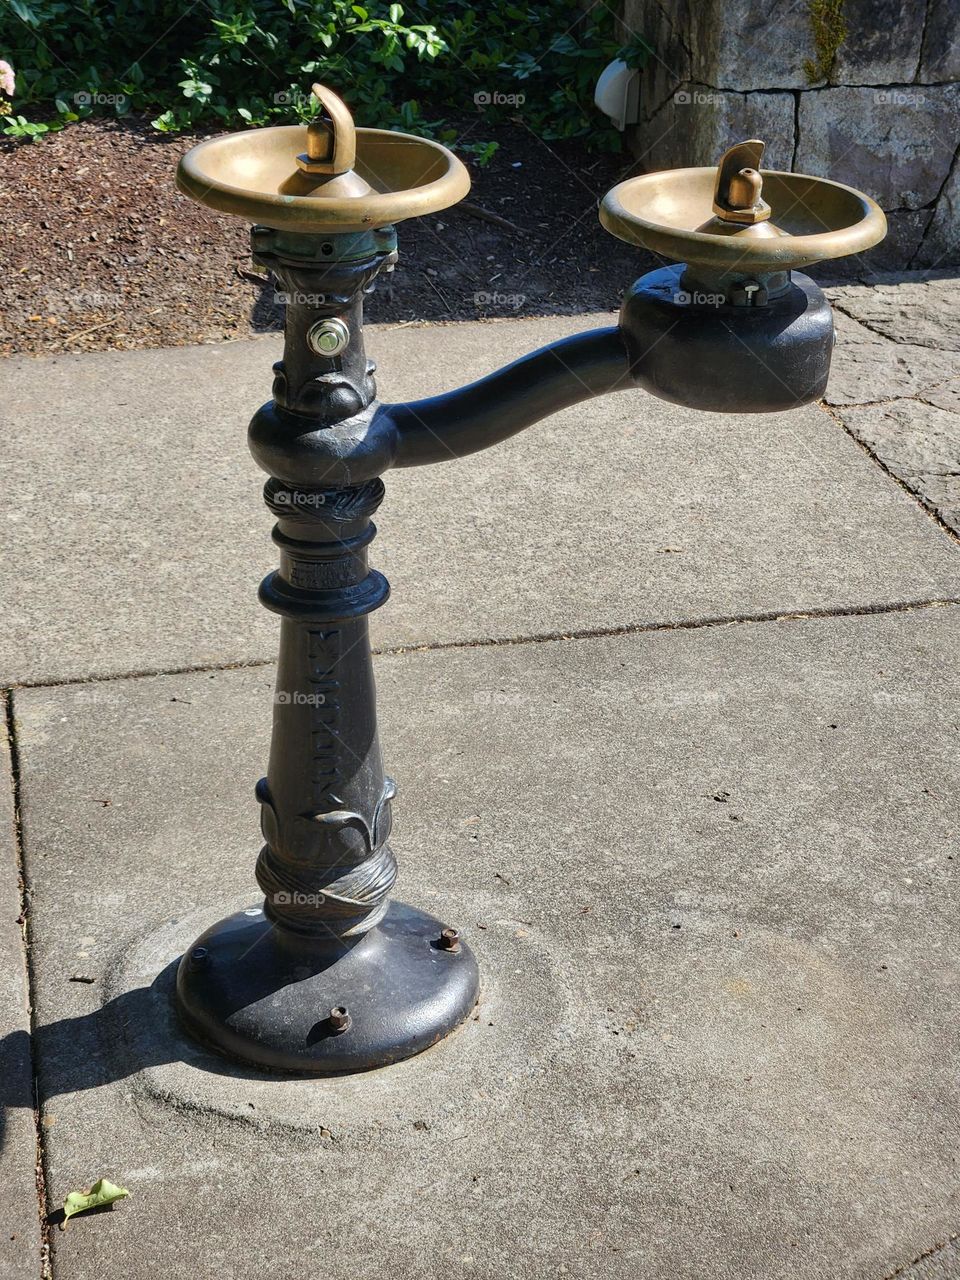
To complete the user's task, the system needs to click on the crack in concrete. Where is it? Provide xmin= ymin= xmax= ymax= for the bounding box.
xmin=881 ymin=1230 xmax=960 ymax=1280
xmin=828 ymin=300 xmax=939 ymax=346
xmin=2 ymin=691 xmax=52 ymax=1280
xmin=379 ymin=598 xmax=960 ymax=653
xmin=830 ymin=314 xmax=958 ymax=364
xmin=5 ymin=656 xmax=275 ymax=693
xmin=5 ymin=598 xmax=960 ymax=695
xmin=918 ymin=388 xmax=960 ymax=407
xmin=829 ymin=395 xmax=917 ymax=409
xmin=821 ymin=400 xmax=960 ymax=544
xmin=829 ymin=301 xmax=894 ymax=340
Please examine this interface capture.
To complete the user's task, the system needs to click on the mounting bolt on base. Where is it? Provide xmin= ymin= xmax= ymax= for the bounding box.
xmin=328 ymin=1005 xmax=351 ymax=1034
xmin=175 ymin=902 xmax=479 ymax=1073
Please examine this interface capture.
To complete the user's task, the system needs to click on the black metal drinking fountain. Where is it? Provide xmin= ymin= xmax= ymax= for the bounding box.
xmin=173 ymin=85 xmax=886 ymax=1073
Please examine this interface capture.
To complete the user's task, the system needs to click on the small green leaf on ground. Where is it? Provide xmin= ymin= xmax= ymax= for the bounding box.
xmin=63 ymin=1179 xmax=129 ymax=1222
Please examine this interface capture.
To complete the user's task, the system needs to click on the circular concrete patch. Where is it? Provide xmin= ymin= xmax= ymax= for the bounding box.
xmin=104 ymin=892 xmax=582 ymax=1137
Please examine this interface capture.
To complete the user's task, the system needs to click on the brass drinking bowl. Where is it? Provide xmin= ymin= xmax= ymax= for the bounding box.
xmin=601 ymin=146 xmax=886 ymax=276
xmin=177 ymin=85 xmax=470 ymax=233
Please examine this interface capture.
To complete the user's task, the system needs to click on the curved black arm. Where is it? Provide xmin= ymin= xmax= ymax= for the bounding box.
xmin=381 ymin=326 xmax=633 ymax=468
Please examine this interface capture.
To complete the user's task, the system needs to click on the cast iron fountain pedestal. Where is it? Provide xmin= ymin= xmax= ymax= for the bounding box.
xmin=174 ymin=88 xmax=886 ymax=1073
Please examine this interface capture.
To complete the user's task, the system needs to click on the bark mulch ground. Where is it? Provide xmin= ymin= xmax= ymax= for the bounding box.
xmin=0 ymin=114 xmax=654 ymax=357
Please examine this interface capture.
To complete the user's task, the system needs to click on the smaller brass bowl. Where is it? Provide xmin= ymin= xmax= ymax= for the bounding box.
xmin=178 ymin=125 xmax=470 ymax=233
xmin=600 ymin=167 xmax=886 ymax=275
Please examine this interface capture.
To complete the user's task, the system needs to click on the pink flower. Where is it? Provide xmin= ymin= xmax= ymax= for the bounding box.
xmin=0 ymin=61 xmax=15 ymax=98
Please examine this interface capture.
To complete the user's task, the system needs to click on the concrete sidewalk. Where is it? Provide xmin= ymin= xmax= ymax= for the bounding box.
xmin=3 ymin=300 xmax=960 ymax=685
xmin=3 ymin=290 xmax=960 ymax=1280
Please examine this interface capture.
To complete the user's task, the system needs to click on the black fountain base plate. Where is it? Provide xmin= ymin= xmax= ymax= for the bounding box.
xmin=175 ymin=900 xmax=479 ymax=1074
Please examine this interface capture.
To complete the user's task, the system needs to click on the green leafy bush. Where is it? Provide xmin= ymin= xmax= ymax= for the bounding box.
xmin=0 ymin=0 xmax=650 ymax=150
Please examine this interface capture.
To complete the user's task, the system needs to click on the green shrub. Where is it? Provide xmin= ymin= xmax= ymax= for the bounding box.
xmin=0 ymin=0 xmax=650 ymax=151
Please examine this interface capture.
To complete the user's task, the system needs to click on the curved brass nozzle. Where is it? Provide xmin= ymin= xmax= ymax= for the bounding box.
xmin=712 ymin=140 xmax=771 ymax=224
xmin=298 ymin=83 xmax=357 ymax=175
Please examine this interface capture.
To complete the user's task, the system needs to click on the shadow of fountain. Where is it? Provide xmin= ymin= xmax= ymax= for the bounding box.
xmin=247 ymin=272 xmax=284 ymax=334
xmin=0 ymin=959 xmax=301 ymax=1122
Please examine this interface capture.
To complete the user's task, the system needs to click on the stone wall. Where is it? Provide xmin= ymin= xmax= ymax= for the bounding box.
xmin=620 ymin=0 xmax=960 ymax=270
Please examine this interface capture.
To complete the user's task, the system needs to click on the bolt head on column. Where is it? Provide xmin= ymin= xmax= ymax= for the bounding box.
xmin=307 ymin=317 xmax=351 ymax=357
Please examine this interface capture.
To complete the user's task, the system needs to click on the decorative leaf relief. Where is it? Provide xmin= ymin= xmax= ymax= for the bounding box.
xmin=309 ymin=808 xmax=376 ymax=850
xmin=255 ymin=776 xmax=280 ymax=849
xmin=257 ymin=775 xmax=397 ymax=858
xmin=304 ymin=775 xmax=397 ymax=855
xmin=373 ymin=775 xmax=397 ymax=847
